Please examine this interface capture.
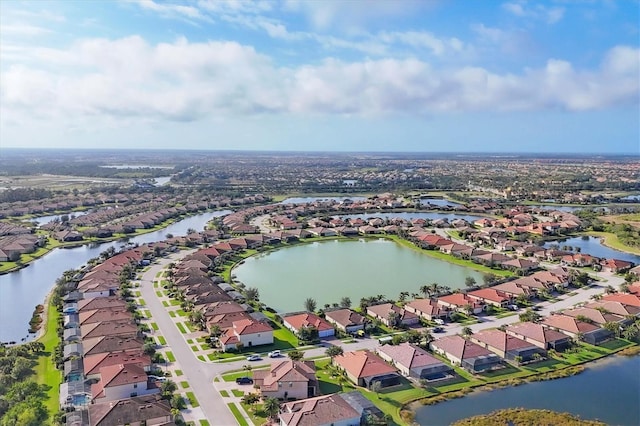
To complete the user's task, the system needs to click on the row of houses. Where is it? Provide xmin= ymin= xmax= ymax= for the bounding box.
xmin=0 ymin=233 xmax=45 ymax=261
xmin=61 ymin=245 xmax=175 ymax=426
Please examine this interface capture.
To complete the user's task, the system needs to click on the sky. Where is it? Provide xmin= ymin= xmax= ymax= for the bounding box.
xmin=0 ymin=0 xmax=638 ymax=154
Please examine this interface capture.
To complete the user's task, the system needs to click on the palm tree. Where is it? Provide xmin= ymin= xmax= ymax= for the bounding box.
xmin=429 ymin=282 xmax=440 ymax=297
xmin=419 ymin=285 xmax=432 ymax=299
xmin=288 ymin=350 xmax=304 ymax=361
xmin=464 ymin=277 xmax=477 ymax=288
xmin=462 ymin=326 xmax=473 ymax=336
xmin=304 ymin=297 xmax=317 ymax=313
xmin=340 ymin=297 xmax=352 ymax=308
xmin=398 ymin=291 xmax=409 ymax=303
xmin=263 ymin=397 xmax=280 ymax=421
xmin=160 ymin=380 xmax=177 ymax=399
xmin=243 ymin=287 xmax=260 ymax=303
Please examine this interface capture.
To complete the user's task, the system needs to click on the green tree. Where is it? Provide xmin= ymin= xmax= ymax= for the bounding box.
xmin=419 ymin=284 xmax=432 ymax=299
xmin=465 ymin=277 xmax=477 ymax=288
xmin=263 ymin=397 xmax=280 ymax=420
xmin=288 ymin=350 xmax=304 ymax=361
xmin=160 ymin=380 xmax=178 ymax=399
xmin=325 ymin=345 xmax=344 ymax=359
xmin=243 ymin=287 xmax=260 ymax=303
xmin=304 ymin=297 xmax=317 ymax=313
xmin=519 ymin=308 xmax=542 ymax=323
xmin=170 ymin=394 xmax=186 ymax=410
xmin=340 ymin=297 xmax=352 ymax=308
xmin=142 ymin=342 xmax=157 ymax=356
xmin=241 ymin=393 xmax=260 ymax=413
xmin=462 ymin=326 xmax=473 ymax=336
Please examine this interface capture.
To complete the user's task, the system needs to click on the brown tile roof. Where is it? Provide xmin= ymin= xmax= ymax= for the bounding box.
xmin=92 ymin=363 xmax=147 ymax=399
xmin=83 ymin=350 xmax=151 ymax=377
xmin=283 ymin=312 xmax=334 ymax=332
xmin=280 ymin=394 xmax=359 ymax=426
xmin=602 ymin=293 xmax=640 ymax=307
xmin=77 ymin=296 xmax=127 ymax=312
xmin=377 ymin=343 xmax=445 ymax=369
xmin=89 ymin=394 xmax=171 ymax=426
xmin=366 ymin=303 xmax=418 ymax=322
xmin=334 ymin=350 xmax=397 ymax=379
xmin=562 ymin=307 xmax=625 ymax=325
xmin=506 ymin=322 xmax=569 ymax=344
xmin=468 ymin=288 xmax=510 ymax=304
xmin=233 ymin=319 xmax=273 ymax=335
xmin=82 ymin=336 xmax=145 ymax=357
xmin=586 ymin=301 xmax=640 ymax=317
xmin=324 ymin=309 xmax=366 ymax=328
xmin=541 ymin=314 xmax=600 ymax=334
xmin=80 ymin=320 xmax=138 ymax=339
xmin=79 ymin=308 xmax=132 ymax=325
xmin=431 ymin=335 xmax=493 ymax=360
xmin=471 ymin=329 xmax=534 ymax=352
xmin=253 ymin=360 xmax=317 ymax=392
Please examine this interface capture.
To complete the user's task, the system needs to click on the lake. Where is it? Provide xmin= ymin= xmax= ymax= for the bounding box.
xmin=0 ymin=210 xmax=232 ymax=343
xmin=543 ymin=236 xmax=640 ymax=264
xmin=31 ymin=210 xmax=91 ymax=227
xmin=420 ymin=199 xmax=464 ymax=208
xmin=338 ymin=212 xmax=485 ymax=223
xmin=414 ymin=355 xmax=640 ymax=426
xmin=233 ymin=238 xmax=484 ymax=313
xmin=280 ymin=196 xmax=368 ymax=204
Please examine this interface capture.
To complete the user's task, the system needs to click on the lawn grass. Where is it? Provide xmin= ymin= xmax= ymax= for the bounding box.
xmin=199 ymin=420 xmax=210 ymax=426
xmin=166 ymin=351 xmax=176 ymax=362
xmin=186 ymin=391 xmax=199 ymax=407
xmin=169 ymin=310 xmax=176 ymax=317
xmin=231 ymin=389 xmax=245 ymax=397
xmin=176 ymin=309 xmax=187 ymax=317
xmin=150 ymin=322 xmax=159 ymax=331
xmin=138 ymin=298 xmax=146 ymax=306
xmin=170 ymin=299 xmax=181 ymax=306
xmin=222 ymin=367 xmax=269 ymax=382
xmin=187 ymin=339 xmax=194 ymax=344
xmin=191 ymin=345 xmax=199 ymax=352
xmin=157 ymin=336 xmax=167 ymax=345
xmin=162 ymin=300 xmax=169 ymax=307
xmin=587 ymin=231 xmax=640 ymax=255
xmin=174 ymin=369 xmax=183 ymax=376
xmin=176 ymin=322 xmax=187 ymax=334
xmin=227 ymin=403 xmax=250 ymax=426
xmin=220 ymin=390 xmax=230 ymax=397
xmin=35 ymin=301 xmax=62 ymax=416
xmin=180 ymin=381 xmax=189 ymax=389
xmin=198 ymin=355 xmax=206 ymax=361
xmin=144 ymin=310 xmax=151 ymax=318
xmin=156 ymin=291 xmax=163 ymax=297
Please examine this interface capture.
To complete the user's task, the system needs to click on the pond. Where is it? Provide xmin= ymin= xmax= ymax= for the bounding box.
xmin=31 ymin=210 xmax=91 ymax=227
xmin=543 ymin=236 xmax=640 ymax=264
xmin=337 ymin=212 xmax=486 ymax=223
xmin=0 ymin=210 xmax=232 ymax=343
xmin=419 ymin=199 xmax=463 ymax=208
xmin=279 ymin=196 xmax=368 ymax=204
xmin=414 ymin=355 xmax=640 ymax=426
xmin=232 ymin=238 xmax=484 ymax=313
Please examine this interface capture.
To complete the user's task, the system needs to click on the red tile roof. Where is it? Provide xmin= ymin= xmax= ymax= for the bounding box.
xmin=333 ymin=350 xmax=397 ymax=379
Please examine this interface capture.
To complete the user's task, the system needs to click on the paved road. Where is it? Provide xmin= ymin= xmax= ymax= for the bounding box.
xmin=139 ymin=253 xmax=238 ymax=426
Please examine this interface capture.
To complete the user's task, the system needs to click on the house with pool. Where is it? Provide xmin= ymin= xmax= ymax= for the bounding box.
xmin=376 ymin=342 xmax=453 ymax=380
xmin=333 ymin=350 xmax=401 ymax=389
xmin=282 ymin=312 xmax=335 ymax=338
xmin=430 ymin=335 xmax=502 ymax=373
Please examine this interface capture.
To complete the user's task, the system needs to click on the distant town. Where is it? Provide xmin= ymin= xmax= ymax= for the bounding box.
xmin=0 ymin=150 xmax=638 ymax=426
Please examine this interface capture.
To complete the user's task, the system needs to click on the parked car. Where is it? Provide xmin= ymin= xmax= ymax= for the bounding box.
xmin=268 ymin=350 xmax=281 ymax=358
xmin=433 ymin=319 xmax=445 ymax=325
xmin=433 ymin=326 xmax=445 ymax=333
xmin=246 ymin=354 xmax=261 ymax=361
xmin=235 ymin=376 xmax=254 ymax=385
xmin=148 ymin=375 xmax=167 ymax=382
xmin=507 ymin=304 xmax=519 ymax=311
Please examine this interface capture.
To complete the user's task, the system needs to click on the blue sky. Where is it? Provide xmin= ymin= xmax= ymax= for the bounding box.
xmin=0 ymin=0 xmax=638 ymax=153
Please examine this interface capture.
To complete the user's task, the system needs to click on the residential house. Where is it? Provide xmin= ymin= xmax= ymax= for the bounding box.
xmin=430 ymin=335 xmax=502 ymax=373
xmin=586 ymin=300 xmax=640 ymax=318
xmin=91 ymin=363 xmax=158 ymax=403
xmin=282 ymin=312 xmax=335 ymax=338
xmin=218 ymin=319 xmax=273 ymax=352
xmin=366 ymin=303 xmax=419 ymax=327
xmin=505 ymin=322 xmax=572 ymax=351
xmin=83 ymin=350 xmax=151 ymax=380
xmin=602 ymin=293 xmax=640 ymax=308
xmin=88 ymin=394 xmax=172 ymax=426
xmin=500 ymin=258 xmax=539 ymax=274
xmin=377 ymin=342 xmax=453 ymax=380
xmin=602 ymin=258 xmax=634 ymax=274
xmin=467 ymin=288 xmax=512 ymax=308
xmin=404 ymin=299 xmax=448 ymax=321
xmin=333 ymin=350 xmax=400 ymax=389
xmin=541 ymin=314 xmax=612 ymax=346
xmin=562 ymin=306 xmax=629 ymax=327
xmin=437 ymin=294 xmax=484 ymax=315
xmin=470 ymin=329 xmax=546 ymax=363
xmin=324 ymin=309 xmax=367 ymax=334
xmin=253 ymin=359 xmax=318 ymax=400
xmin=279 ymin=391 xmax=383 ymax=426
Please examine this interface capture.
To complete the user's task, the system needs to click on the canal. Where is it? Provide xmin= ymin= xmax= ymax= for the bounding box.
xmin=233 ymin=238 xmax=485 ymax=313
xmin=414 ymin=355 xmax=640 ymax=426
xmin=0 ymin=210 xmax=231 ymax=343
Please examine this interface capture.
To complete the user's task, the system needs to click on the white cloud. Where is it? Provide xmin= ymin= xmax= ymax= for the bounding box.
xmin=0 ymin=24 xmax=52 ymax=36
xmin=1 ymin=37 xmax=637 ymax=126
xmin=133 ymin=0 xmax=212 ymax=23
xmin=502 ymin=1 xmax=565 ymax=24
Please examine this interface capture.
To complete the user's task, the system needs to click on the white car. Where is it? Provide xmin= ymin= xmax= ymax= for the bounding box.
xmin=433 ymin=319 xmax=445 ymax=325
xmin=246 ymin=354 xmax=261 ymax=361
xmin=268 ymin=350 xmax=281 ymax=358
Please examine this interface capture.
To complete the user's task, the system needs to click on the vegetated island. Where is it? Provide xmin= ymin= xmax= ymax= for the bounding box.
xmin=452 ymin=408 xmax=606 ymax=426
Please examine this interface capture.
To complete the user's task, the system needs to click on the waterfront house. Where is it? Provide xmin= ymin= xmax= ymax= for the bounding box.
xmin=333 ymin=350 xmax=400 ymax=389
xmin=366 ymin=303 xmax=420 ymax=327
xmin=541 ymin=314 xmax=612 ymax=346
xmin=282 ymin=312 xmax=335 ymax=338
xmin=404 ymin=299 xmax=449 ymax=321
xmin=324 ymin=309 xmax=367 ymax=334
xmin=253 ymin=359 xmax=318 ymax=400
xmin=377 ymin=342 xmax=453 ymax=380
xmin=437 ymin=294 xmax=484 ymax=315
xmin=470 ymin=329 xmax=546 ymax=363
xmin=467 ymin=288 xmax=512 ymax=308
xmin=505 ymin=322 xmax=571 ymax=351
xmin=430 ymin=335 xmax=502 ymax=373
xmin=279 ymin=391 xmax=383 ymax=426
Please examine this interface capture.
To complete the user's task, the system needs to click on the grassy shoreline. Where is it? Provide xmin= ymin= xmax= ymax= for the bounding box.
xmin=586 ymin=231 xmax=640 ymax=255
xmin=35 ymin=299 xmax=62 ymax=417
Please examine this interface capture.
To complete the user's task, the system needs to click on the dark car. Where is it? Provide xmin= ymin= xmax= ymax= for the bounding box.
xmin=433 ymin=326 xmax=445 ymax=333
xmin=235 ymin=376 xmax=254 ymax=385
